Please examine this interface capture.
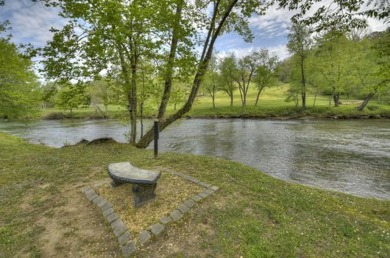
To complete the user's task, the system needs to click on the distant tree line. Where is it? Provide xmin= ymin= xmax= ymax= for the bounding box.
xmin=202 ymin=50 xmax=279 ymax=108
xmin=284 ymin=26 xmax=390 ymax=111
xmin=200 ymin=27 xmax=389 ymax=111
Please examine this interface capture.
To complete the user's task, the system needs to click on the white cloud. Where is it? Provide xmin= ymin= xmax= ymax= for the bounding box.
xmin=249 ymin=4 xmax=297 ymax=39
xmin=250 ymin=0 xmax=387 ymax=40
xmin=0 ymin=0 xmax=67 ymax=47
xmin=216 ymin=44 xmax=289 ymax=61
xmin=366 ymin=18 xmax=388 ymax=32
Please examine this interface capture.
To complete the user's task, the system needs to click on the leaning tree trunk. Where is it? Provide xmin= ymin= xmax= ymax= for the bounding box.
xmin=211 ymin=89 xmax=216 ymax=109
xmin=136 ymin=0 xmax=238 ymax=148
xmin=356 ymin=91 xmax=376 ymax=111
xmin=254 ymin=87 xmax=264 ymax=107
xmin=136 ymin=67 xmax=208 ymax=148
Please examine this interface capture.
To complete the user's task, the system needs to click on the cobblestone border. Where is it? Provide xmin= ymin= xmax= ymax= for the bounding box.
xmin=81 ymin=171 xmax=219 ymax=257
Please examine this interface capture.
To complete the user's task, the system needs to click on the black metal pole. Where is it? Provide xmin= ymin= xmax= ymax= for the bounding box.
xmin=154 ymin=119 xmax=159 ymax=158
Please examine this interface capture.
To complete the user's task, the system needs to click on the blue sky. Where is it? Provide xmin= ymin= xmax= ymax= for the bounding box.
xmin=1 ymin=0 xmax=387 ymax=62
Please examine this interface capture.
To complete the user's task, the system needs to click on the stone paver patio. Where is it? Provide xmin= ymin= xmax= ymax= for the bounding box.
xmin=81 ymin=170 xmax=219 ymax=257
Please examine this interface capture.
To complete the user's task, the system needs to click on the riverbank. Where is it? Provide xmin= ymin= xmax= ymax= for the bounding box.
xmin=40 ymin=103 xmax=390 ymax=121
xmin=1 ymin=132 xmax=389 ymax=257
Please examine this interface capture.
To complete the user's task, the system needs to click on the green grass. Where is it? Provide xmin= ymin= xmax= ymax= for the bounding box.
xmin=41 ymin=105 xmax=128 ymax=119
xmin=188 ymin=85 xmax=390 ymax=119
xmin=40 ymin=84 xmax=390 ymax=120
xmin=1 ymin=132 xmax=389 ymax=257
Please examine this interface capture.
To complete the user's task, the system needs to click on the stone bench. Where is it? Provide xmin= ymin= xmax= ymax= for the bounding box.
xmin=108 ymin=162 xmax=161 ymax=208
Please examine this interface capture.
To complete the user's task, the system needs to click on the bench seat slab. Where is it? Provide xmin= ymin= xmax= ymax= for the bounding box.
xmin=108 ymin=162 xmax=161 ymax=208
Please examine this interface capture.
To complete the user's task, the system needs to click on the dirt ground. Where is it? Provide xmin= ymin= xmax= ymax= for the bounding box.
xmin=29 ymin=173 xmax=222 ymax=257
xmin=34 ymin=182 xmax=121 ymax=257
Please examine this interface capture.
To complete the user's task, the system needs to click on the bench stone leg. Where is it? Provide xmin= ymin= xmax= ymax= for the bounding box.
xmin=132 ymin=183 xmax=157 ymax=208
xmin=111 ymin=180 xmax=124 ymax=187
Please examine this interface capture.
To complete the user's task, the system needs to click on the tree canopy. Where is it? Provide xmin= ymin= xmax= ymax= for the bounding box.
xmin=0 ymin=34 xmax=40 ymax=119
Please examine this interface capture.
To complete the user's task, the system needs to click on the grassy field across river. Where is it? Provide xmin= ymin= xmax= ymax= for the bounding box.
xmin=41 ymin=85 xmax=390 ymax=120
xmin=0 ymin=133 xmax=389 ymax=257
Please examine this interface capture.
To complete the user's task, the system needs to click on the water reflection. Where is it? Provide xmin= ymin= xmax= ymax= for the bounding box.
xmin=0 ymin=118 xmax=389 ymax=199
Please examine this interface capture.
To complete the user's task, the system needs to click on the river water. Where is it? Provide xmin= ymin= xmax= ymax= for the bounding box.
xmin=1 ymin=119 xmax=389 ymax=199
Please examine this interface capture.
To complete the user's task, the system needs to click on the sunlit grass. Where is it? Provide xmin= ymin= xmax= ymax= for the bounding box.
xmin=40 ymin=83 xmax=390 ymax=119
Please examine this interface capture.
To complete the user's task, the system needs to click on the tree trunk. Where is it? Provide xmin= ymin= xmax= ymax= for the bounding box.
xmin=254 ymin=87 xmax=264 ymax=107
xmin=300 ymin=57 xmax=306 ymax=110
xmin=137 ymin=68 xmax=207 ymax=148
xmin=136 ymin=0 xmax=238 ymax=148
xmin=212 ymin=87 xmax=216 ymax=109
xmin=157 ymin=0 xmax=183 ymax=119
xmin=140 ymin=101 xmax=144 ymax=138
xmin=129 ymin=60 xmax=138 ymax=144
xmin=333 ymin=93 xmax=340 ymax=107
xmin=356 ymin=91 xmax=375 ymax=111
xmin=237 ymin=82 xmax=244 ymax=106
xmin=313 ymin=91 xmax=318 ymax=107
xmin=117 ymin=41 xmax=137 ymax=144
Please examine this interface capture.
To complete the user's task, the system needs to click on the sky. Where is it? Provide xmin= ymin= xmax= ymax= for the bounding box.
xmin=0 ymin=0 xmax=388 ymax=62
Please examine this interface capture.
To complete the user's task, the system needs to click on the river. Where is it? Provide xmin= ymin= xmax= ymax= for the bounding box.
xmin=1 ymin=118 xmax=389 ymax=200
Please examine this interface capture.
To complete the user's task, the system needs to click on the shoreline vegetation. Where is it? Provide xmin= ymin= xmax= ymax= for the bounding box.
xmin=37 ymin=86 xmax=390 ymax=121
xmin=0 ymin=132 xmax=389 ymax=257
xmin=40 ymin=104 xmax=390 ymax=121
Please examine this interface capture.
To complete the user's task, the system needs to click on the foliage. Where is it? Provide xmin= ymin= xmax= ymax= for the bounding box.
xmin=55 ymin=82 xmax=89 ymax=114
xmin=87 ymin=80 xmax=116 ymax=113
xmin=0 ymin=37 xmax=41 ymax=119
xmin=219 ymin=54 xmax=238 ymax=107
xmin=287 ymin=22 xmax=313 ymax=109
xmin=234 ymin=52 xmax=263 ymax=107
xmin=277 ymin=0 xmax=389 ymax=32
xmin=372 ymin=29 xmax=390 ymax=94
xmin=253 ymin=49 xmax=278 ymax=106
xmin=202 ymin=55 xmax=220 ymax=109
xmin=313 ymin=32 xmax=355 ymax=106
xmin=41 ymin=82 xmax=58 ymax=108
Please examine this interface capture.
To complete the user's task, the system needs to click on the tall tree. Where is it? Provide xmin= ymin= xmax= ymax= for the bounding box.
xmin=253 ymin=49 xmax=278 ymax=106
xmin=41 ymin=0 xmax=186 ymax=143
xmin=287 ymin=22 xmax=313 ymax=110
xmin=219 ymin=54 xmax=238 ymax=107
xmin=202 ymin=56 xmax=220 ymax=109
xmin=314 ymin=31 xmax=353 ymax=107
xmin=137 ymin=0 xmax=270 ymax=147
xmin=355 ymin=29 xmax=390 ymax=110
xmin=42 ymin=0 xmax=196 ymax=144
xmin=234 ymin=52 xmax=261 ymax=107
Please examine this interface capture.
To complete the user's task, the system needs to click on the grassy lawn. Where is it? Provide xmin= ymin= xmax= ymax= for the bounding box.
xmin=1 ymin=132 xmax=389 ymax=257
xmin=41 ymin=84 xmax=390 ymax=120
xmin=188 ymin=85 xmax=390 ymax=118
